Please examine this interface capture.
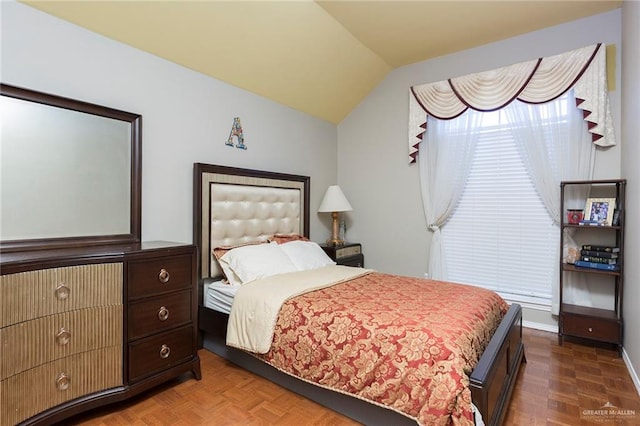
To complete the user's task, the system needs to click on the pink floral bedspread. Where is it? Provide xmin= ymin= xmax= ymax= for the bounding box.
xmin=255 ymin=272 xmax=508 ymax=426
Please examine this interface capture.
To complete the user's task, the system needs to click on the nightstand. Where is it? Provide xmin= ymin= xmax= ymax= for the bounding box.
xmin=321 ymin=243 xmax=364 ymax=267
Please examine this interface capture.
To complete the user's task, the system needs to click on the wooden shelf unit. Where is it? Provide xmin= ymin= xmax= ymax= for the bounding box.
xmin=558 ymin=179 xmax=625 ymax=352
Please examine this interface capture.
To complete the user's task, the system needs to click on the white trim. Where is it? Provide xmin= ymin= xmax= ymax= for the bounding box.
xmin=502 ymin=298 xmax=551 ymax=312
xmin=523 ymin=322 xmax=558 ymax=333
xmin=505 ymin=299 xmax=557 ymax=332
xmin=622 ymin=347 xmax=640 ymax=397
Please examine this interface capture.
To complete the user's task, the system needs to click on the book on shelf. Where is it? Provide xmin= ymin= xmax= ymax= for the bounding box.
xmin=574 ymin=260 xmax=620 ymax=271
xmin=581 ymin=256 xmax=617 ymax=265
xmin=580 ymin=249 xmax=618 ymax=259
xmin=581 ymin=245 xmax=620 ymax=253
xmin=578 ymin=220 xmax=607 ymax=226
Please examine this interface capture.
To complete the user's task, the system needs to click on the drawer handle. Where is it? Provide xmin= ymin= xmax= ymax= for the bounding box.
xmin=158 ymin=306 xmax=170 ymax=321
xmin=55 ymin=283 xmax=70 ymax=300
xmin=158 ymin=268 xmax=170 ymax=284
xmin=56 ymin=327 xmax=71 ymax=345
xmin=56 ymin=372 xmax=70 ymax=391
xmin=588 ymin=327 xmax=593 ymax=332
xmin=160 ymin=344 xmax=171 ymax=359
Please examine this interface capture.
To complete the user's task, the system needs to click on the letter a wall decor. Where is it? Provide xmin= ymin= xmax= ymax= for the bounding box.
xmin=226 ymin=117 xmax=247 ymax=150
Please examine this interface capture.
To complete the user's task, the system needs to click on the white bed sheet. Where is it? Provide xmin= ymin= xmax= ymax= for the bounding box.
xmin=204 ymin=280 xmax=240 ymax=314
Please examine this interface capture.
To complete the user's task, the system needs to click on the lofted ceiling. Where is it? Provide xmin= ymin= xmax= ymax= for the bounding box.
xmin=21 ymin=0 xmax=622 ymax=124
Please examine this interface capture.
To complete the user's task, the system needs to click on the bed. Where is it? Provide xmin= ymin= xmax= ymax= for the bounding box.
xmin=193 ymin=163 xmax=525 ymax=426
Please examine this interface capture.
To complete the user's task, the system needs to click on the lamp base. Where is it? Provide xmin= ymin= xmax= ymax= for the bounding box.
xmin=327 ymin=211 xmax=345 ymax=247
xmin=325 ymin=238 xmax=345 ymax=247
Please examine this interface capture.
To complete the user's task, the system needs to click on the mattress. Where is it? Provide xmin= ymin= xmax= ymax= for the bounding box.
xmin=204 ymin=280 xmax=240 ymax=314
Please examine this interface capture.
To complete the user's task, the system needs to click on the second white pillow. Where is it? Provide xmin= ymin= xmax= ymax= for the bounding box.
xmin=280 ymin=240 xmax=336 ymax=271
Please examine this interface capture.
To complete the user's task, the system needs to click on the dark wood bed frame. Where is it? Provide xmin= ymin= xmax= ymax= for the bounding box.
xmin=193 ymin=163 xmax=525 ymax=426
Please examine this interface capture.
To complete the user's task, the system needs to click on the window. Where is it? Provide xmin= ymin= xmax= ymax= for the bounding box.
xmin=441 ymin=97 xmax=571 ymax=307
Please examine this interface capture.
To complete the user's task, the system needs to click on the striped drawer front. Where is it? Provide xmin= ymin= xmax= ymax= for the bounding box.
xmin=0 ymin=346 xmax=123 ymax=426
xmin=0 ymin=263 xmax=122 ymax=327
xmin=0 ymin=305 xmax=123 ymax=380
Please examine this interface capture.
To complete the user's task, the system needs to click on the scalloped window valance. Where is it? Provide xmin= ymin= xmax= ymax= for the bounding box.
xmin=408 ymin=43 xmax=615 ymax=164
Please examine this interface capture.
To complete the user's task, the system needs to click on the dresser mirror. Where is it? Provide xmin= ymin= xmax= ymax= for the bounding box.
xmin=0 ymin=83 xmax=142 ymax=252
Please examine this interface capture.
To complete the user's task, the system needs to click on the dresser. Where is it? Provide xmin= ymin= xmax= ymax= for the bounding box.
xmin=0 ymin=242 xmax=201 ymax=425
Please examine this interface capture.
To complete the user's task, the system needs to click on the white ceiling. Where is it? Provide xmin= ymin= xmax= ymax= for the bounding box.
xmin=22 ymin=0 xmax=622 ymax=123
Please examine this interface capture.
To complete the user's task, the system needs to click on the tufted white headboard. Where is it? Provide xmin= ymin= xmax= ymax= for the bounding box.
xmin=193 ymin=163 xmax=310 ymax=281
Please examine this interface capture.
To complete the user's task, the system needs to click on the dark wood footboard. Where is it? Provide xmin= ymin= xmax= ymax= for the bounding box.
xmin=470 ymin=303 xmax=526 ymax=426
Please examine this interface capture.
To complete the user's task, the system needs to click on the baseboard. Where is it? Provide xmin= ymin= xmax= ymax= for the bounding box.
xmin=622 ymin=347 xmax=640 ymax=397
xmin=523 ymin=320 xmax=558 ymax=333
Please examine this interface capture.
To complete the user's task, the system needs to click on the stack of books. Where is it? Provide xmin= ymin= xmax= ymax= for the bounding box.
xmin=574 ymin=245 xmax=620 ymax=271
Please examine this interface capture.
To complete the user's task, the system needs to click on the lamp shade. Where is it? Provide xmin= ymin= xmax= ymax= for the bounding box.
xmin=318 ymin=185 xmax=352 ymax=213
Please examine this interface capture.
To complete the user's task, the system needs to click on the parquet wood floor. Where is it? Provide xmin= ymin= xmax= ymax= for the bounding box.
xmin=68 ymin=328 xmax=640 ymax=425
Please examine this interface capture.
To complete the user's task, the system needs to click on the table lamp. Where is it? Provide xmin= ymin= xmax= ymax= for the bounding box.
xmin=318 ymin=185 xmax=352 ymax=246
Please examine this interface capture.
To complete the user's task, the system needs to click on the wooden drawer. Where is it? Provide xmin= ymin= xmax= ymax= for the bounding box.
xmin=128 ymin=325 xmax=194 ymax=383
xmin=1 ymin=305 xmax=122 ymax=380
xmin=338 ymin=254 xmax=364 ymax=267
xmin=128 ymin=254 xmax=192 ymax=300
xmin=0 ymin=263 xmax=122 ymax=327
xmin=562 ymin=314 xmax=620 ymax=343
xmin=128 ymin=290 xmax=192 ymax=340
xmin=0 ymin=347 xmax=122 ymax=426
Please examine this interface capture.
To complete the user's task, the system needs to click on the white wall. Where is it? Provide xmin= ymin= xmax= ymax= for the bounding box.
xmin=621 ymin=0 xmax=640 ymax=394
xmin=0 ymin=1 xmax=338 ymax=245
xmin=338 ymin=10 xmax=623 ymax=327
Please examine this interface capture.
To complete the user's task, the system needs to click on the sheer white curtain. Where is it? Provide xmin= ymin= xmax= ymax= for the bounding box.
xmin=418 ymin=111 xmax=482 ymax=280
xmin=504 ymin=91 xmax=595 ymax=314
xmin=411 ymin=44 xmax=612 ymax=312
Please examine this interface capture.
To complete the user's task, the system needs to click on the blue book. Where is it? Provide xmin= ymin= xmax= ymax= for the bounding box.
xmin=578 ymin=220 xmax=606 ymax=226
xmin=574 ymin=260 xmax=619 ymax=271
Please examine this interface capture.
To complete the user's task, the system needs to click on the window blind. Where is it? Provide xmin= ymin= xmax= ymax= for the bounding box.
xmin=442 ymin=111 xmax=559 ymax=306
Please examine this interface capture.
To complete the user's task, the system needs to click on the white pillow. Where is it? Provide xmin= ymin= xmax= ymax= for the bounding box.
xmin=219 ymin=242 xmax=298 ymax=284
xmin=217 ymin=260 xmax=243 ymax=286
xmin=280 ymin=240 xmax=336 ymax=271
